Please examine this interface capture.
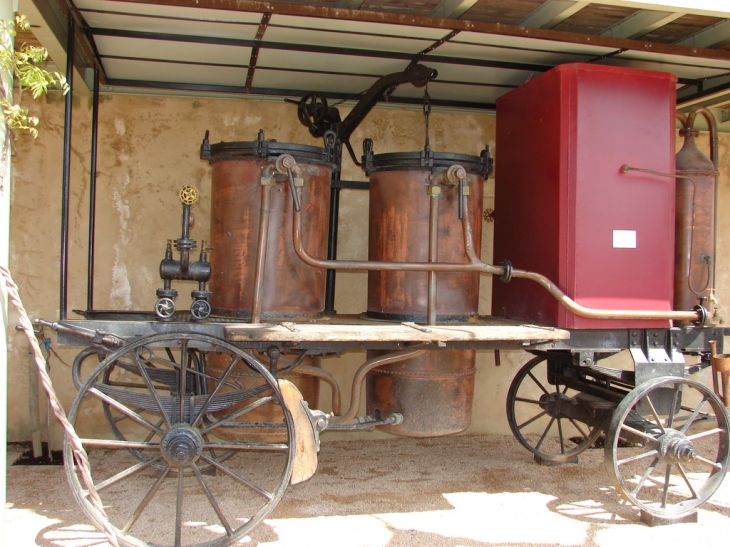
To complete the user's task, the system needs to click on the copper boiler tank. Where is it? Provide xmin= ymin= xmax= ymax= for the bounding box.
xmin=675 ymin=108 xmax=719 ymax=321
xmin=201 ymin=130 xmax=335 ymax=441
xmin=363 ymin=142 xmax=491 ymax=437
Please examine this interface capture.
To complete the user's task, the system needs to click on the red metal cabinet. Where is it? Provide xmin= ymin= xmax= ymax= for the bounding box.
xmin=492 ymin=63 xmax=677 ymax=329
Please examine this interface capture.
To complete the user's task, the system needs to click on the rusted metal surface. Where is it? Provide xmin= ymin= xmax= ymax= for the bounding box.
xmin=207 ymin=145 xmax=331 ymax=320
xmin=206 ymin=352 xmax=322 ymax=443
xmin=366 ymin=349 xmax=476 ymax=437
xmin=367 ymin=167 xmax=484 ymax=322
xmin=675 ymin=108 xmax=719 ymax=321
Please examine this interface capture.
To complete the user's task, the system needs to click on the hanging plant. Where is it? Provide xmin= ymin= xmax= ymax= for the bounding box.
xmin=0 ymin=14 xmax=69 ymax=139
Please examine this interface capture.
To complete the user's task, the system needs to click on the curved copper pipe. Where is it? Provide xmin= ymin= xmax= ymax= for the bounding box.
xmin=293 ymin=364 xmax=342 ymax=415
xmin=330 ymin=348 xmax=427 ymax=424
xmin=292 ymin=187 xmax=702 ymax=323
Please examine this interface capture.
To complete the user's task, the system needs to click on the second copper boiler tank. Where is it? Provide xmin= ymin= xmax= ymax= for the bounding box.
xmin=363 ymin=144 xmax=491 ymax=437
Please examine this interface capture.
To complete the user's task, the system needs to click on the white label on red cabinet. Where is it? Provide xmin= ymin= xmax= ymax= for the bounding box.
xmin=613 ymin=230 xmax=636 ymax=249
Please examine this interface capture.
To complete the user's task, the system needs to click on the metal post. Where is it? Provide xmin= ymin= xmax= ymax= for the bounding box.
xmin=60 ymin=14 xmax=75 ymax=320
xmin=86 ymin=67 xmax=99 ymax=311
xmin=324 ymin=141 xmax=343 ymax=315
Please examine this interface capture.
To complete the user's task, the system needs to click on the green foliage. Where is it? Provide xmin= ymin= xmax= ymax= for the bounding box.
xmin=0 ymin=14 xmax=69 ymax=138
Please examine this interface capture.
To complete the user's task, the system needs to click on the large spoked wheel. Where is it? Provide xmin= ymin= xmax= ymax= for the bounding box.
xmin=64 ymin=333 xmax=295 ymax=547
xmin=605 ymin=376 xmax=730 ymax=518
xmin=507 ymin=356 xmax=601 ymax=464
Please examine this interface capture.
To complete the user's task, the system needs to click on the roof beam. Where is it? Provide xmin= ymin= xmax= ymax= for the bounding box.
xmin=599 ymin=10 xmax=682 ymax=39
xmin=335 ymin=1 xmax=365 ymax=9
xmin=675 ymin=19 xmax=730 ymax=48
xmin=517 ymin=1 xmax=589 ymax=29
xmin=429 ymin=0 xmax=479 ymax=19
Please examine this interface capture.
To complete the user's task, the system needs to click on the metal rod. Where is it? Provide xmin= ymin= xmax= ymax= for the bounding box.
xmin=324 ymin=177 xmax=341 ymax=314
xmin=251 ymin=184 xmax=272 ymax=324
xmin=60 ymin=14 xmax=75 ymax=321
xmin=292 ymin=187 xmax=703 ymax=322
xmin=329 ymin=348 xmax=426 ymax=424
xmin=86 ymin=67 xmax=100 ymax=311
xmin=427 ymin=192 xmax=439 ymax=325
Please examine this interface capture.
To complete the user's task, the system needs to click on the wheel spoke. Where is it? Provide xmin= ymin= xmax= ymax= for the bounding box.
xmin=199 ymin=454 xmax=273 ymax=500
xmin=133 ymin=351 xmax=173 ymax=428
xmin=617 ymin=449 xmax=659 ymax=466
xmin=123 ymin=465 xmax=171 ymax=535
xmin=192 ymin=464 xmax=233 ymax=536
xmin=620 ymin=423 xmax=660 ymax=443
xmin=514 ymin=397 xmax=541 ymax=406
xmin=687 ymin=427 xmax=725 ymax=441
xmin=661 ymin=464 xmax=673 ymax=508
xmin=179 ymin=341 xmax=189 ymax=424
xmin=203 ymin=441 xmax=289 ymax=452
xmin=95 ymin=456 xmax=163 ymax=492
xmin=89 ymin=388 xmax=164 ymax=435
xmin=527 ymin=371 xmax=550 ymax=396
xmin=557 ymin=419 xmax=566 ymax=454
xmin=630 ymin=457 xmax=660 ymax=497
xmin=666 ymin=387 xmax=681 ymax=429
xmin=80 ymin=438 xmax=160 ymax=450
xmin=200 ymin=395 xmax=276 ymax=435
xmin=676 ymin=463 xmax=699 ymax=500
xmin=694 ymin=455 xmax=723 ymax=470
xmin=568 ymin=419 xmax=590 ymax=441
xmin=175 ymin=470 xmax=184 ymax=547
xmin=191 ymin=355 xmax=241 ymax=428
xmin=680 ymin=397 xmax=710 ymax=434
xmin=643 ymin=394 xmax=667 ymax=434
xmin=535 ymin=417 xmax=556 ymax=451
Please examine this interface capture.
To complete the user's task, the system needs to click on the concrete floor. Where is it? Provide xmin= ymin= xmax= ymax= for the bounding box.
xmin=5 ymin=434 xmax=730 ymax=547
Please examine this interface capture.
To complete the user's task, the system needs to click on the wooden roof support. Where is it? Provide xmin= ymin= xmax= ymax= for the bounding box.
xmin=517 ymin=0 xmax=589 ymax=30
xmin=599 ymin=9 xmax=683 ymax=39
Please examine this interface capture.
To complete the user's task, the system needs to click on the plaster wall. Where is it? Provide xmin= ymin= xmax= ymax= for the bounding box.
xmin=5 ymin=90 xmax=730 ymax=446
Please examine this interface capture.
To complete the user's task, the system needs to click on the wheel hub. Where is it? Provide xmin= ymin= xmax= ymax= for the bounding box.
xmin=659 ymin=429 xmax=696 ymax=463
xmin=160 ymin=424 xmax=204 ymax=467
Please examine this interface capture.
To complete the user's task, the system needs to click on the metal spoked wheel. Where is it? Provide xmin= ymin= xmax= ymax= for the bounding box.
xmin=64 ymin=333 xmax=295 ymax=547
xmin=507 ymin=356 xmax=602 ymax=464
xmin=605 ymin=376 xmax=730 ymax=518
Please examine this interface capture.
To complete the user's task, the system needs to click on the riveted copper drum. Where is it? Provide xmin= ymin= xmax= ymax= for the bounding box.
xmin=204 ymin=135 xmax=333 ymax=320
xmin=363 ymin=147 xmax=488 ymax=436
xmin=202 ymin=133 xmax=334 ymax=440
xmin=365 ymin=150 xmax=487 ymax=322
xmin=366 ymin=349 xmax=476 ymax=437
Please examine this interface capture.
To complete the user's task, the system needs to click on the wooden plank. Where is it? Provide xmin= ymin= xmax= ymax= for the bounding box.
xmin=225 ymin=321 xmax=569 ymax=342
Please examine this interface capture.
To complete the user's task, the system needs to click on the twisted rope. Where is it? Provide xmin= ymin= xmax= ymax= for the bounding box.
xmin=1 ymin=265 xmax=121 ymax=547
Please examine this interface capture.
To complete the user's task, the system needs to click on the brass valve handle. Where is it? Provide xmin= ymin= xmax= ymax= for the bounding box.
xmin=179 ymin=185 xmax=199 ymax=206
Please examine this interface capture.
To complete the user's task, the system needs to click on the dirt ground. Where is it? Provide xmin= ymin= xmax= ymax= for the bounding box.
xmin=5 ymin=433 xmax=730 ymax=547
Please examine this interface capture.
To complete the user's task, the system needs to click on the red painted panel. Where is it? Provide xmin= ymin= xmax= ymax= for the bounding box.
xmin=492 ymin=63 xmax=676 ymax=329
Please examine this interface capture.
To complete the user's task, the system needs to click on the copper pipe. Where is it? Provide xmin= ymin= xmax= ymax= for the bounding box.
xmin=508 ymin=268 xmax=700 ymax=321
xmin=294 ymin=363 xmax=342 ymax=415
xmin=251 ymin=183 xmax=272 ymax=324
xmin=293 ymin=187 xmax=500 ymax=274
xmin=427 ymin=192 xmax=439 ymax=325
xmin=330 ymin=348 xmax=426 ymax=424
xmin=292 ymin=187 xmax=703 ymax=323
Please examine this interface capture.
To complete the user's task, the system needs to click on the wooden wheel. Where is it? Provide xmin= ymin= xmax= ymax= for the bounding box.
xmin=64 ymin=333 xmax=295 ymax=547
xmin=507 ymin=356 xmax=601 ymax=464
xmin=605 ymin=376 xmax=730 ymax=518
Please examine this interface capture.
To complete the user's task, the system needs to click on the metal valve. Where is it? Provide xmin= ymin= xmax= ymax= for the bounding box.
xmin=155 ymin=186 xmax=213 ymax=321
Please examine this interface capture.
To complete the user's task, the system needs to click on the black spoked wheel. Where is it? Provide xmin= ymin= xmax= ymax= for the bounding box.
xmin=64 ymin=333 xmax=295 ymax=547
xmin=507 ymin=356 xmax=601 ymax=464
xmin=605 ymin=376 xmax=730 ymax=518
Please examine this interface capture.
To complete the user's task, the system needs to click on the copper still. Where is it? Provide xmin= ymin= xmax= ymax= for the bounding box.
xmin=675 ymin=108 xmax=719 ymax=321
xmin=201 ymin=130 xmax=335 ymax=441
xmin=362 ymin=142 xmax=491 ymax=436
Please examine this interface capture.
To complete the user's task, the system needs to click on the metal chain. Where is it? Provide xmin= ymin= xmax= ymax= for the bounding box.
xmin=423 ymin=88 xmax=431 ymax=150
xmin=1 ymin=265 xmax=120 ymax=547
